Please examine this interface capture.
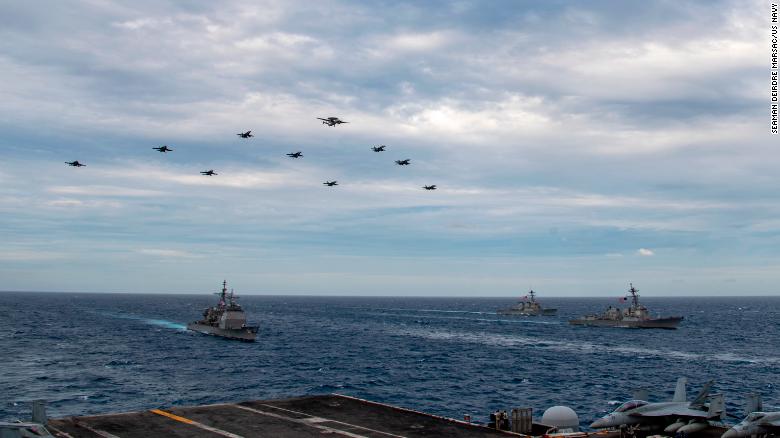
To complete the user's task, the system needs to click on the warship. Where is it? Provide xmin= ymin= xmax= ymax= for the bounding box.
xmin=498 ymin=290 xmax=558 ymax=316
xmin=569 ymin=283 xmax=683 ymax=329
xmin=186 ymin=280 xmax=259 ymax=341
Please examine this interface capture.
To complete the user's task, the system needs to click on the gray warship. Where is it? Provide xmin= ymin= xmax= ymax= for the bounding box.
xmin=569 ymin=283 xmax=683 ymax=329
xmin=498 ymin=290 xmax=557 ymax=316
xmin=187 ymin=280 xmax=259 ymax=341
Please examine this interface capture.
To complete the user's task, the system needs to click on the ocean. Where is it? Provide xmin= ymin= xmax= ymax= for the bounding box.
xmin=1 ymin=293 xmax=778 ymax=427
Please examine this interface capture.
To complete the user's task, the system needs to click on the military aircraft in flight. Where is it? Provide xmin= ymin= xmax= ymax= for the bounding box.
xmin=590 ymin=378 xmax=724 ymax=435
xmin=200 ymin=170 xmax=218 ymax=176
xmin=723 ymin=395 xmax=779 ymax=438
xmin=237 ymin=131 xmax=253 ymax=138
xmin=153 ymin=145 xmax=173 ymax=153
xmin=65 ymin=161 xmax=85 ymax=167
xmin=286 ymin=152 xmax=303 ymax=158
xmin=371 ymin=145 xmax=386 ymax=152
xmin=317 ymin=117 xmax=348 ymax=127
xmin=323 ymin=180 xmax=338 ymax=186
xmin=423 ymin=185 xmax=437 ymax=190
xmin=395 ymin=159 xmax=411 ymax=165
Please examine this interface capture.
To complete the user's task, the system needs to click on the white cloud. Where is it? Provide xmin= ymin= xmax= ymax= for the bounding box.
xmin=637 ymin=248 xmax=655 ymax=256
xmin=137 ymin=248 xmax=201 ymax=258
xmin=383 ymin=31 xmax=455 ymax=52
xmin=47 ymin=185 xmax=164 ymax=197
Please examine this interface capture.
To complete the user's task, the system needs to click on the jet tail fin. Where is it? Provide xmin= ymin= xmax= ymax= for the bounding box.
xmin=707 ymin=394 xmax=725 ymax=420
xmin=673 ymin=377 xmax=688 ymax=402
xmin=745 ymin=393 xmax=763 ymax=416
xmin=633 ymin=389 xmax=649 ymax=402
xmin=691 ymin=380 xmax=714 ymax=407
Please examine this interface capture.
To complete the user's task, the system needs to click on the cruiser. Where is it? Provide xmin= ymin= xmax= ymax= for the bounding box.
xmin=569 ymin=283 xmax=682 ymax=329
xmin=187 ymin=280 xmax=258 ymax=341
xmin=498 ymin=290 xmax=557 ymax=316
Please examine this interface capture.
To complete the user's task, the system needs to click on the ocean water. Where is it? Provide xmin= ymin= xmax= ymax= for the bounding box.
xmin=1 ymin=293 xmax=778 ymax=427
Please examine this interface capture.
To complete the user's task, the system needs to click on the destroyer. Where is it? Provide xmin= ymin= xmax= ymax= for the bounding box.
xmin=187 ymin=280 xmax=258 ymax=341
xmin=569 ymin=283 xmax=682 ymax=329
xmin=498 ymin=290 xmax=557 ymax=316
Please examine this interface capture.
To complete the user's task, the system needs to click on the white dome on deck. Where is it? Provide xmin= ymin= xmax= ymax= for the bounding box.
xmin=541 ymin=406 xmax=579 ymax=432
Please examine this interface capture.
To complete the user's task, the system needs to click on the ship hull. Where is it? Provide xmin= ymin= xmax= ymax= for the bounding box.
xmin=186 ymin=322 xmax=258 ymax=341
xmin=568 ymin=316 xmax=683 ymax=329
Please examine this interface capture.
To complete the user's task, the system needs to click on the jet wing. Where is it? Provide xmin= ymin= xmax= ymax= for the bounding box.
xmin=759 ymin=418 xmax=780 ymax=428
xmin=630 ymin=407 xmax=709 ymax=418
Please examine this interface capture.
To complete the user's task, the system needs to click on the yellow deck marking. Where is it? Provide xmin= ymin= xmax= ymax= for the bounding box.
xmin=150 ymin=409 xmax=194 ymax=424
xmin=150 ymin=409 xmax=245 ymax=438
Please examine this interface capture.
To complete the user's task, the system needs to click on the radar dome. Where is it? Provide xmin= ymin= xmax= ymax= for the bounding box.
xmin=541 ymin=406 xmax=579 ymax=432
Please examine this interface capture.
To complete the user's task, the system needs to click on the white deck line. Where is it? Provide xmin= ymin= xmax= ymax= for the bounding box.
xmin=150 ymin=409 xmax=245 ymax=438
xmin=233 ymin=404 xmax=389 ymax=438
xmin=72 ymin=421 xmax=121 ymax=438
xmin=46 ymin=425 xmax=76 ymax=438
xmin=333 ymin=393 xmax=523 ymax=435
xmin=255 ymin=403 xmax=408 ymax=438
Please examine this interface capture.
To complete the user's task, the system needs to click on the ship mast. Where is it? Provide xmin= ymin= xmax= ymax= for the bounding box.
xmin=528 ymin=289 xmax=536 ymax=302
xmin=220 ymin=280 xmax=228 ymax=307
xmin=628 ymin=283 xmax=640 ymax=308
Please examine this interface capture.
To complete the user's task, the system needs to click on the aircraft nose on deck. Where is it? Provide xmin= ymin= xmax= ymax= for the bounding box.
xmin=590 ymin=416 xmax=610 ymax=429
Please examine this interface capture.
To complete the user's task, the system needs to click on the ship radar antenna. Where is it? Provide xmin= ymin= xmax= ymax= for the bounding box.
xmin=220 ymin=280 xmax=228 ymax=305
xmin=628 ymin=283 xmax=640 ymax=308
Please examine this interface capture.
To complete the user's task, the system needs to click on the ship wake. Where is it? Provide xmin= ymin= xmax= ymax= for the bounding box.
xmin=94 ymin=311 xmax=187 ymax=331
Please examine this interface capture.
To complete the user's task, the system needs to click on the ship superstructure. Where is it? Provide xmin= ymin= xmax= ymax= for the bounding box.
xmin=569 ymin=284 xmax=682 ymax=329
xmin=498 ymin=290 xmax=558 ymax=316
xmin=187 ymin=280 xmax=258 ymax=341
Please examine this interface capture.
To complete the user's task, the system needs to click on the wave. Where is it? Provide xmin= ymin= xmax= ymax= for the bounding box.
xmin=390 ymin=327 xmax=780 ymax=365
xmin=372 ymin=307 xmax=494 ymax=315
xmin=365 ymin=311 xmax=561 ymax=325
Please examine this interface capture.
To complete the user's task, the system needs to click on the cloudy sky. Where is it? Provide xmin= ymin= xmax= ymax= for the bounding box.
xmin=0 ymin=0 xmax=774 ymax=295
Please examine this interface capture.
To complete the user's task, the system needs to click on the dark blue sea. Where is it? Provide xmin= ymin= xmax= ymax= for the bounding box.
xmin=1 ymin=293 xmax=779 ymax=427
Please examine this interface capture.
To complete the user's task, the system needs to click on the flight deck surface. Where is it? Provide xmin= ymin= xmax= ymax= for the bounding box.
xmin=46 ymin=394 xmax=519 ymax=437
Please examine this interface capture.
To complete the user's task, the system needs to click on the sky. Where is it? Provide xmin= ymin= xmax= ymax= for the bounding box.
xmin=0 ymin=0 xmax=775 ymax=296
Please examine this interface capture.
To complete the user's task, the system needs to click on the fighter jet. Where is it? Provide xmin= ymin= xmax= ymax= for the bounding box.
xmin=395 ymin=159 xmax=411 ymax=165
xmin=423 ymin=185 xmax=437 ymax=190
xmin=65 ymin=161 xmax=85 ymax=167
xmin=590 ymin=378 xmax=724 ymax=434
xmin=200 ymin=170 xmax=218 ymax=176
xmin=722 ymin=395 xmax=780 ymax=438
xmin=371 ymin=145 xmax=386 ymax=152
xmin=286 ymin=152 xmax=303 ymax=158
xmin=153 ymin=145 xmax=173 ymax=153
xmin=323 ymin=181 xmax=338 ymax=186
xmin=317 ymin=117 xmax=348 ymax=127
xmin=237 ymin=131 xmax=253 ymax=138
xmin=724 ymin=412 xmax=780 ymax=438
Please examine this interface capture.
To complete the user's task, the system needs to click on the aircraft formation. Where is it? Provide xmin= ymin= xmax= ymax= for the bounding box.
xmin=66 ymin=117 xmax=437 ymax=190
xmin=589 ymin=377 xmax=777 ymax=438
